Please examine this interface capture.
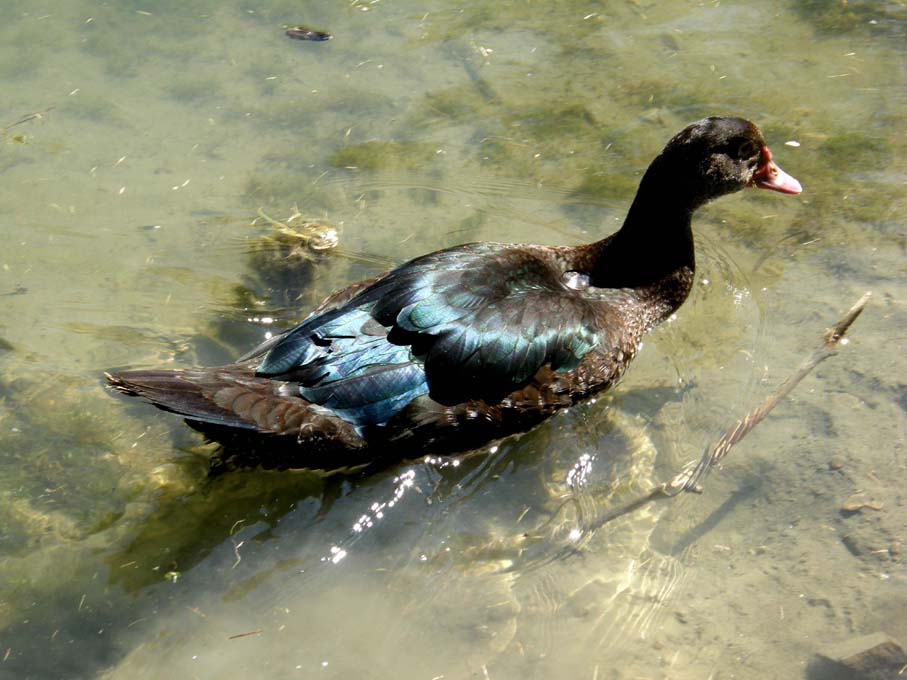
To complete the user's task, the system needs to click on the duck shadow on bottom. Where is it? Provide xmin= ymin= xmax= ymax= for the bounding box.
xmin=104 ymin=381 xmax=687 ymax=594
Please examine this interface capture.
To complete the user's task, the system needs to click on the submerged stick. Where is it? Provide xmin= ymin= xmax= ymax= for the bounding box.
xmin=586 ymin=292 xmax=871 ymax=529
xmin=0 ymin=107 xmax=54 ymax=137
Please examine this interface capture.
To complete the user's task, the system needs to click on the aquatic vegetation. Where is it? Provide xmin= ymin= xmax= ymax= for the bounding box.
xmin=613 ymin=78 xmax=702 ymax=113
xmin=794 ymin=0 xmax=907 ymax=36
xmin=794 ymin=0 xmax=862 ymax=33
xmin=253 ymin=206 xmax=341 ymax=253
xmin=242 ymin=207 xmax=340 ymax=301
xmin=106 ymin=468 xmax=331 ymax=592
xmin=570 ymin=167 xmax=640 ymax=206
xmin=0 ymin=378 xmax=131 ymax=555
xmin=414 ymin=1 xmax=629 ymax=45
xmin=423 ymin=84 xmax=493 ymax=119
xmin=508 ymin=103 xmax=599 ymax=148
xmin=242 ymin=166 xmax=336 ymax=208
xmin=328 ymin=140 xmax=439 ymax=172
xmin=819 ymin=131 xmax=890 ymax=171
xmin=248 ymin=89 xmax=398 ymax=135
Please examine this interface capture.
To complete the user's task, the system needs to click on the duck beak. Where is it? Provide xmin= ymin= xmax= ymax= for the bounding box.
xmin=751 ymin=146 xmax=802 ymax=194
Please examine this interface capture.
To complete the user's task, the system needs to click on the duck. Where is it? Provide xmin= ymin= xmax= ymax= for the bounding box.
xmin=107 ymin=117 xmax=801 ymax=471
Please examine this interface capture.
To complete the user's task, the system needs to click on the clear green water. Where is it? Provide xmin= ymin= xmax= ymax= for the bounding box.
xmin=1 ymin=1 xmax=905 ymax=678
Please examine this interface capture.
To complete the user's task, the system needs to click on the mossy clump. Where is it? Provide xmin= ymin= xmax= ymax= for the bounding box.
xmin=793 ymin=0 xmax=860 ymax=33
xmin=794 ymin=0 xmax=907 ymax=35
xmin=243 ymin=208 xmax=339 ymax=296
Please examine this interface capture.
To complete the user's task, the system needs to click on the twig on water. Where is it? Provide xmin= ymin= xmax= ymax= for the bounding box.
xmin=0 ymin=107 xmax=54 ymax=138
xmin=227 ymin=630 xmax=263 ymax=640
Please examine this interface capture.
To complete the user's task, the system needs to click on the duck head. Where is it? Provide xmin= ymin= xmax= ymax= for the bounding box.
xmin=654 ymin=116 xmax=802 ymax=207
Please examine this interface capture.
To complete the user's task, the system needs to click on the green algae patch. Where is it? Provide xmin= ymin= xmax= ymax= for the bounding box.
xmin=511 ymin=103 xmax=600 ymax=143
xmin=328 ymin=140 xmax=439 ymax=172
xmin=819 ymin=131 xmax=890 ymax=170
xmin=424 ymin=84 xmax=492 ymax=120
xmin=571 ymin=167 xmax=640 ymax=205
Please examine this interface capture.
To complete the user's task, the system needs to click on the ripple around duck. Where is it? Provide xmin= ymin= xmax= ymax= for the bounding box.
xmin=94 ymin=402 xmax=692 ymax=679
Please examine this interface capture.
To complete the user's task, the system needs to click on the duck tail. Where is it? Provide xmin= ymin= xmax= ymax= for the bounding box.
xmin=106 ymin=368 xmax=257 ymax=430
xmin=105 ymin=368 xmax=367 ymax=449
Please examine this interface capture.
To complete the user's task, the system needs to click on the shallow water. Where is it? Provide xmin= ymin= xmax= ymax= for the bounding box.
xmin=1 ymin=1 xmax=906 ymax=678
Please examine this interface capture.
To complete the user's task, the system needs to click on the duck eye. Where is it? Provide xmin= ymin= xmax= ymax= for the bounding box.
xmin=735 ymin=139 xmax=759 ymax=160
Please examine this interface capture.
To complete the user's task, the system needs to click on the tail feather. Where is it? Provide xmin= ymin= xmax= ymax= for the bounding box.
xmin=105 ymin=368 xmax=367 ymax=448
xmin=106 ymin=369 xmax=256 ymax=430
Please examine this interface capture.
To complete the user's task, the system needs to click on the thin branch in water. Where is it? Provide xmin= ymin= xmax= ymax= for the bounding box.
xmin=672 ymin=290 xmax=871 ymax=495
xmin=0 ymin=107 xmax=54 ymax=138
xmin=227 ymin=630 xmax=263 ymax=640
xmin=584 ymin=292 xmax=872 ymax=531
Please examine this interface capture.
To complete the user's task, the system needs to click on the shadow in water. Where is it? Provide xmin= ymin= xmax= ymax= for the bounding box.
xmin=0 ymin=374 xmax=689 ymax=680
xmin=105 ymin=379 xmax=689 ymax=593
xmin=103 ymin=421 xmax=546 ymax=592
xmin=105 ymin=466 xmax=342 ymax=592
xmin=668 ymin=470 xmax=766 ymax=556
xmin=803 ymin=656 xmax=867 ymax=680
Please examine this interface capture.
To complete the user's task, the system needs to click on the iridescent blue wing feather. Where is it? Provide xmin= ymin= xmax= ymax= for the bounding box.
xmin=256 ymin=244 xmax=602 ymax=426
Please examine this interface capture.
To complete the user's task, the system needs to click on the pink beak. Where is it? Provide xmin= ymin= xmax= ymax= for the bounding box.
xmin=751 ymin=146 xmax=802 ymax=195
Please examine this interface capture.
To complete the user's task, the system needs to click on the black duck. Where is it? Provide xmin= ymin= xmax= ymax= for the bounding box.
xmin=108 ymin=117 xmax=801 ymax=470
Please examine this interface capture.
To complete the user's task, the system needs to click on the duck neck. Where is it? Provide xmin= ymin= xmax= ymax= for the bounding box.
xmin=588 ymin=156 xmax=699 ymax=302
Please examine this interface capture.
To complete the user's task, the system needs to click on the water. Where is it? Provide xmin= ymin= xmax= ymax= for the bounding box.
xmin=1 ymin=1 xmax=905 ymax=678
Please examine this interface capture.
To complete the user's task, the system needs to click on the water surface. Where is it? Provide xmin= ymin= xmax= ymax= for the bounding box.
xmin=1 ymin=1 xmax=906 ymax=678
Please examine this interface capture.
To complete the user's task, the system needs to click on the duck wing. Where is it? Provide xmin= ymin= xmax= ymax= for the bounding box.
xmin=257 ymin=243 xmax=605 ymax=426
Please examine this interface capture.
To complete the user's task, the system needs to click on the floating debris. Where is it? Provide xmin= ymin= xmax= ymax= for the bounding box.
xmin=242 ymin=206 xmax=342 ymax=305
xmin=1 ymin=106 xmax=53 ymax=143
xmin=253 ymin=205 xmax=340 ymax=256
xmin=285 ymin=25 xmax=332 ymax=42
